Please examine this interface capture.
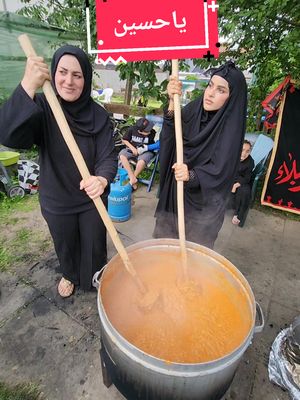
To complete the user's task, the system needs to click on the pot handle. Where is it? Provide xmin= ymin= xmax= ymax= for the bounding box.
xmin=92 ymin=271 xmax=102 ymax=290
xmin=254 ymin=302 xmax=265 ymax=333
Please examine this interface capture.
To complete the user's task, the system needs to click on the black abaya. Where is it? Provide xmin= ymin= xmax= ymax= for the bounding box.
xmin=231 ymin=155 xmax=255 ymax=223
xmin=0 ymin=46 xmax=118 ymax=289
xmin=154 ymin=62 xmax=247 ymax=248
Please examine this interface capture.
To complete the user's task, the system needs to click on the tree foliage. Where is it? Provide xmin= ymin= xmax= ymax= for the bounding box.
xmin=219 ymin=0 xmax=300 ymax=77
xmin=116 ymin=62 xmax=163 ymax=107
xmin=116 ymin=59 xmax=189 ymax=107
xmin=18 ymin=1 xmax=93 ymax=62
xmin=221 ymin=0 xmax=300 ymax=129
xmin=19 ymin=0 xmax=86 ymax=35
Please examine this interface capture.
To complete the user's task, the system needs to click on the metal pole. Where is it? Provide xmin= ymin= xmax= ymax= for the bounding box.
xmin=1 ymin=0 xmax=8 ymax=12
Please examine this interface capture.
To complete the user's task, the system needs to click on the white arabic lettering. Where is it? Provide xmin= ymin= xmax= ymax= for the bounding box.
xmin=114 ymin=19 xmax=171 ymax=37
xmin=114 ymin=20 xmax=128 ymax=38
xmin=114 ymin=11 xmax=187 ymax=38
xmin=172 ymin=10 xmax=186 ymax=29
xmin=152 ymin=19 xmax=171 ymax=29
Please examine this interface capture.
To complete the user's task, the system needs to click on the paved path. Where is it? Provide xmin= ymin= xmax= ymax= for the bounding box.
xmin=0 ymin=185 xmax=299 ymax=399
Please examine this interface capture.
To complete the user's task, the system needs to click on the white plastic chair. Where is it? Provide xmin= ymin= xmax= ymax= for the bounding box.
xmin=101 ymin=88 xmax=114 ymax=103
xmin=248 ymin=133 xmax=274 ymax=168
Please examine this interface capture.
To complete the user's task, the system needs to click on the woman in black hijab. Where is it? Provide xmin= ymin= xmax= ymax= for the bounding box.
xmin=153 ymin=61 xmax=247 ymax=248
xmin=0 ymin=45 xmax=117 ymax=296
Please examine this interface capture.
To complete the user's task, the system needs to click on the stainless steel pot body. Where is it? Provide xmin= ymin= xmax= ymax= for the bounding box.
xmin=96 ymin=239 xmax=264 ymax=400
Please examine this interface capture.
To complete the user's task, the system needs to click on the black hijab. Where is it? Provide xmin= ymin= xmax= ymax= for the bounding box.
xmin=181 ymin=61 xmax=247 ymax=197
xmin=51 ymin=45 xmax=108 ymax=137
xmin=156 ymin=61 xmax=247 ymax=220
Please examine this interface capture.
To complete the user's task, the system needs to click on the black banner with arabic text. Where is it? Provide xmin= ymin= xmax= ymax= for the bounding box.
xmin=261 ymin=87 xmax=300 ymax=214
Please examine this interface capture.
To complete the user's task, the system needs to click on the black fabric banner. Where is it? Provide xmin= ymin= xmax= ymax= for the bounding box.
xmin=261 ymin=76 xmax=291 ymax=129
xmin=261 ymin=87 xmax=300 ymax=215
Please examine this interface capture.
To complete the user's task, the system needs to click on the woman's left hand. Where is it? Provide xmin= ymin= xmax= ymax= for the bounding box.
xmin=80 ymin=176 xmax=108 ymax=199
xmin=172 ymin=163 xmax=189 ymax=182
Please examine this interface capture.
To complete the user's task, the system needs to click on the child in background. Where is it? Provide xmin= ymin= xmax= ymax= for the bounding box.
xmin=231 ymin=140 xmax=254 ymax=226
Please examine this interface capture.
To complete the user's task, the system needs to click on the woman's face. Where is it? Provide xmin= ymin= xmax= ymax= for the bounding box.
xmin=203 ymin=75 xmax=230 ymax=111
xmin=54 ymin=55 xmax=84 ymax=102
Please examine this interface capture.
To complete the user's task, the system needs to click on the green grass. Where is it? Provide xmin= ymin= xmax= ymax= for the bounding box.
xmin=0 ymin=244 xmax=13 ymax=272
xmin=111 ymin=95 xmax=124 ymax=103
xmin=0 ymin=194 xmax=39 ymax=224
xmin=0 ymin=194 xmax=52 ymax=271
xmin=0 ymin=229 xmax=51 ymax=272
xmin=7 ymin=217 xmax=20 ymax=225
xmin=139 ymin=166 xmax=160 ymax=184
xmin=0 ymin=382 xmax=43 ymax=400
xmin=15 ymin=228 xmax=31 ymax=243
xmin=254 ymin=200 xmax=300 ymax=221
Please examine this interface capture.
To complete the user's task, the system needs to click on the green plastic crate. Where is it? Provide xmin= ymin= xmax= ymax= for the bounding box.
xmin=0 ymin=151 xmax=20 ymax=166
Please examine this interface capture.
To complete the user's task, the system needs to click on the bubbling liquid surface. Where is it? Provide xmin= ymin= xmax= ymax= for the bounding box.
xmin=101 ymin=247 xmax=253 ymax=363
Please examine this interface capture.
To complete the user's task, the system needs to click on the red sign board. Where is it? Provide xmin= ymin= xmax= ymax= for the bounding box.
xmin=94 ymin=0 xmax=219 ymax=64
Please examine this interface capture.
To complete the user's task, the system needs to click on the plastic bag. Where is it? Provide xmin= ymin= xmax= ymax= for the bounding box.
xmin=17 ymin=160 xmax=40 ymax=194
xmin=268 ymin=316 xmax=300 ymax=399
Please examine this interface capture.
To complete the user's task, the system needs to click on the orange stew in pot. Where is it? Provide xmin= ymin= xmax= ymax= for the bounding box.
xmin=101 ymin=247 xmax=252 ymax=363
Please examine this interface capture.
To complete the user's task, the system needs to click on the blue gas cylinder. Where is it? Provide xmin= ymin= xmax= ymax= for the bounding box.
xmin=108 ymin=168 xmax=131 ymax=222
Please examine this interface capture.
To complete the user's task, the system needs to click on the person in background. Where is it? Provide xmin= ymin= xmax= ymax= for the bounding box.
xmin=153 ymin=61 xmax=247 ymax=248
xmin=0 ymin=45 xmax=117 ymax=297
xmin=119 ymin=117 xmax=156 ymax=190
xmin=231 ymin=140 xmax=254 ymax=226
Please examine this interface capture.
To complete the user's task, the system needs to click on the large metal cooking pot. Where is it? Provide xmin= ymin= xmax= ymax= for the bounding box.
xmin=95 ymin=239 xmax=264 ymax=400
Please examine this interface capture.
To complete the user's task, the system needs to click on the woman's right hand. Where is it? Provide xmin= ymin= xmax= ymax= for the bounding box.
xmin=172 ymin=163 xmax=189 ymax=182
xmin=167 ymin=76 xmax=182 ymax=101
xmin=231 ymin=182 xmax=241 ymax=193
xmin=21 ymin=56 xmax=51 ymax=98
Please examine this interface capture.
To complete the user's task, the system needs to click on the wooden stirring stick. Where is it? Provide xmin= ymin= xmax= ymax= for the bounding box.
xmin=171 ymin=60 xmax=188 ymax=279
xmin=17 ymin=34 xmax=148 ymax=295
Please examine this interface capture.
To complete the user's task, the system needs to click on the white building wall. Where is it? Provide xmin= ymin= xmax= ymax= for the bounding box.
xmin=93 ymin=66 xmax=252 ymax=94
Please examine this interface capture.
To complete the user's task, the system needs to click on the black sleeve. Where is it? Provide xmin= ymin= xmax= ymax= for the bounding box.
xmin=0 ymin=84 xmax=43 ymax=149
xmin=158 ymin=109 xmax=177 ymax=185
xmin=94 ymin=114 xmax=118 ymax=183
xmin=185 ymin=169 xmax=200 ymax=189
xmin=160 ymin=109 xmax=176 ymax=155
